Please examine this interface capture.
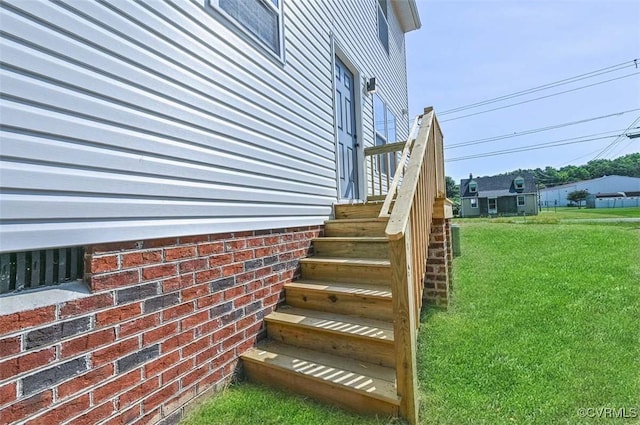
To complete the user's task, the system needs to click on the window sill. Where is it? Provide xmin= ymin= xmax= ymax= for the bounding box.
xmin=0 ymin=280 xmax=90 ymax=316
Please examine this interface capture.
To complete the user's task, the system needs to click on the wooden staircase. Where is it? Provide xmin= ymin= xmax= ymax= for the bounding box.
xmin=241 ymin=108 xmax=451 ymax=424
xmin=241 ymin=201 xmax=400 ymax=417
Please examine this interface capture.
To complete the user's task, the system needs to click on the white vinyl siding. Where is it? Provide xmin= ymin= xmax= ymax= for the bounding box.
xmin=0 ymin=0 xmax=411 ymax=252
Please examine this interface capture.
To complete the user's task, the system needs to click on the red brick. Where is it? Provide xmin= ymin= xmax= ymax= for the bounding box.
xmin=58 ymin=364 xmax=114 ymax=399
xmin=198 ymin=368 xmax=225 ymax=393
xmin=232 ymin=294 xmax=252 ymax=309
xmin=235 ymin=271 xmax=255 ymax=285
xmin=254 ymin=247 xmax=273 ymax=257
xmin=143 ymin=237 xmax=178 ymax=249
xmin=61 ymin=328 xmax=116 ymax=358
xmin=195 ymin=268 xmax=222 ymax=284
xmin=119 ymin=314 xmax=160 ymax=338
xmin=66 ymin=401 xmax=114 ymax=425
xmin=93 ymin=369 xmax=141 ymax=404
xmin=225 ymin=240 xmax=246 ymax=251
xmin=247 ymin=237 xmax=265 ymax=248
xmin=119 ymin=377 xmax=159 ymax=408
xmin=121 ymin=250 xmax=162 ymax=268
xmin=4 ymin=390 xmax=52 ymax=424
xmin=235 ymin=337 xmax=256 ymax=355
xmin=92 ymin=337 xmax=139 ymax=367
xmin=142 ymin=264 xmax=177 ymax=281
xmin=224 ymin=286 xmax=244 ymax=300
xmin=181 ymin=283 xmax=210 ymax=301
xmin=180 ymin=364 xmax=208 ymax=389
xmin=0 ymin=381 xmax=17 ymax=406
xmin=212 ymin=324 xmax=235 ymax=343
xmin=0 ymin=306 xmax=56 ymax=335
xmin=25 ymin=393 xmax=90 ymax=424
xmin=245 ymin=321 xmax=263 ymax=337
xmin=181 ymin=336 xmax=210 ymax=358
xmin=91 ymin=270 xmax=140 ymax=291
xmin=0 ymin=348 xmax=55 ymax=381
xmin=0 ymin=336 xmax=21 ymax=356
xmin=236 ymin=313 xmax=257 ymax=332
xmin=221 ymin=264 xmax=243 ymax=277
xmin=233 ymin=250 xmax=254 ymax=262
xmin=179 ymin=235 xmax=209 ymax=244
xmin=143 ymin=381 xmax=179 ymax=412
xmin=161 ymin=330 xmax=194 ymax=354
xmin=212 ymin=348 xmax=235 ymax=368
xmin=221 ymin=331 xmax=244 ymax=351
xmin=210 ymin=232 xmax=233 ymax=241
xmin=209 ymin=253 xmax=233 ymax=267
xmin=102 ymin=403 xmax=141 ymax=425
xmin=91 ymin=255 xmax=119 ymax=274
xmin=142 ymin=322 xmax=179 ymax=346
xmin=164 ymin=246 xmax=196 ymax=261
xmin=264 ymin=236 xmax=280 ymax=245
xmin=195 ymin=346 xmax=217 ymax=367
xmin=96 ymin=303 xmax=142 ymax=327
xmin=196 ymin=293 xmax=224 ymax=309
xmin=144 ymin=351 xmax=180 ymax=378
xmin=133 ymin=407 xmax=162 ymax=425
xmin=160 ymin=358 xmax=193 ymax=385
xmin=255 ymin=267 xmax=272 ymax=278
xmin=60 ymin=294 xmax=114 ymax=318
xmin=181 ymin=311 xmax=209 ymax=331
xmin=197 ymin=318 xmax=222 ymax=336
xmin=179 ymin=258 xmax=208 ymax=273
xmin=162 ymin=386 xmax=195 ymax=416
xmin=197 ymin=242 xmax=224 ymax=256
xmin=162 ymin=302 xmax=194 ymax=322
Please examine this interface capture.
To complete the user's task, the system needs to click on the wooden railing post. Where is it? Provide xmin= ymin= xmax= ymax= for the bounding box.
xmin=389 ymin=233 xmax=419 ymax=425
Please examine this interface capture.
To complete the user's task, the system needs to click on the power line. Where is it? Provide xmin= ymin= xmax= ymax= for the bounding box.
xmin=445 ymin=108 xmax=640 ymax=149
xmin=445 ymin=134 xmax=623 ymax=162
xmin=440 ymin=59 xmax=638 ymax=115
xmin=440 ymin=72 xmax=640 ymax=123
xmin=592 ymin=115 xmax=640 ymax=161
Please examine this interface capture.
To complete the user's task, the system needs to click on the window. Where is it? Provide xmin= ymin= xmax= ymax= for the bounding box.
xmin=514 ymin=177 xmax=525 ymax=190
xmin=469 ymin=181 xmax=477 ymax=193
xmin=488 ymin=198 xmax=497 ymax=210
xmin=373 ymin=93 xmax=398 ymax=174
xmin=212 ymin=0 xmax=283 ymax=57
xmin=470 ymin=198 xmax=478 ymax=208
xmin=0 ymin=247 xmax=84 ymax=295
xmin=377 ymin=0 xmax=389 ymax=53
xmin=517 ymin=195 xmax=525 ymax=206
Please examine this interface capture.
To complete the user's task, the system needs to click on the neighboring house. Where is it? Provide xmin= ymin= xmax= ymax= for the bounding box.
xmin=460 ymin=173 xmax=538 ymax=217
xmin=0 ymin=1 xmax=423 ymax=424
xmin=539 ymin=175 xmax=640 ymax=207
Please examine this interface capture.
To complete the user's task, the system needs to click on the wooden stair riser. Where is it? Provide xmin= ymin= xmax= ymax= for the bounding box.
xmin=324 ymin=220 xmax=388 ymax=237
xmin=243 ymin=360 xmax=399 ymax=417
xmin=313 ymin=239 xmax=389 ymax=259
xmin=300 ymin=261 xmax=391 ymax=285
xmin=265 ymin=321 xmax=394 ymax=367
xmin=285 ymin=285 xmax=393 ymax=321
xmin=334 ymin=203 xmax=384 ymax=219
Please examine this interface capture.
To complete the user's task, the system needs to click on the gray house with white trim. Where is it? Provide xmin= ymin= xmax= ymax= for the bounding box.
xmin=460 ymin=173 xmax=538 ymax=217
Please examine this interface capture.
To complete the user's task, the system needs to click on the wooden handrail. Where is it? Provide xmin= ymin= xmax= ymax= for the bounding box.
xmin=363 ymin=141 xmax=406 ymax=156
xmin=378 ymin=106 xmax=444 ymax=425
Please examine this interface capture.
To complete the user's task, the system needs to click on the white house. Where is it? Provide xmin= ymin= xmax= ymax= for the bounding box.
xmin=0 ymin=1 xmax=426 ymax=424
xmin=539 ymin=175 xmax=640 ymax=207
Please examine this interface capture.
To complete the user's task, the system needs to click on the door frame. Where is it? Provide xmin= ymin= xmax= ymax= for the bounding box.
xmin=488 ymin=197 xmax=497 ymax=215
xmin=331 ymin=36 xmax=364 ymax=202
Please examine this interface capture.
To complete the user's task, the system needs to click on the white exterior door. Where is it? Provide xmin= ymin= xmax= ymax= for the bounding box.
xmin=335 ymin=56 xmax=358 ymax=199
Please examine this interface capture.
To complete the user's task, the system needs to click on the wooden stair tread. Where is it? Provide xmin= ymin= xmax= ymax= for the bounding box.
xmin=266 ymin=306 xmax=394 ymax=342
xmin=286 ymin=280 xmax=392 ymax=298
xmin=242 ymin=340 xmax=399 ymax=405
xmin=325 ymin=217 xmax=388 ymax=223
xmin=301 ymin=257 xmax=390 ymax=267
xmin=313 ymin=236 xmax=387 ymax=242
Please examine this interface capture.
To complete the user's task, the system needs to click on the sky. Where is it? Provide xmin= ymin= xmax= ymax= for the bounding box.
xmin=406 ymin=0 xmax=640 ymax=183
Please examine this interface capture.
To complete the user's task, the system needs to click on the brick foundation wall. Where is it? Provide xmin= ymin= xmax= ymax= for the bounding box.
xmin=0 ymin=225 xmax=323 ymax=424
xmin=423 ymin=218 xmax=452 ymax=307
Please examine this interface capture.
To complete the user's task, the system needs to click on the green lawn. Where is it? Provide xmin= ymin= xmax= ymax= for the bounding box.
xmin=539 ymin=206 xmax=640 ymax=219
xmin=182 ymin=221 xmax=640 ymax=425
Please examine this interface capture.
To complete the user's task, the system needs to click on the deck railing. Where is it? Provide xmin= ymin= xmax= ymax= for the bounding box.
xmin=367 ymin=107 xmax=445 ymax=424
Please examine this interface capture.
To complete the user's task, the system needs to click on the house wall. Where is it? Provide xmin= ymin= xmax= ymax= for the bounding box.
xmin=0 ymin=226 xmax=322 ymax=424
xmin=539 ymin=176 xmax=640 ymax=207
xmin=0 ymin=0 xmax=411 ymax=253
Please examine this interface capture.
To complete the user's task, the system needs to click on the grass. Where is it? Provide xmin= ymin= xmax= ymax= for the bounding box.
xmin=182 ymin=221 xmax=640 ymax=425
xmin=538 ymin=206 xmax=640 ymax=219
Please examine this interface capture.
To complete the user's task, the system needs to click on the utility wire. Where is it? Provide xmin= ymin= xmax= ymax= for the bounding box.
xmin=440 ymin=72 xmax=640 ymax=123
xmin=592 ymin=115 xmax=640 ymax=161
xmin=445 ymin=108 xmax=640 ymax=149
xmin=440 ymin=59 xmax=638 ymax=115
xmin=446 ymin=134 xmax=623 ymax=162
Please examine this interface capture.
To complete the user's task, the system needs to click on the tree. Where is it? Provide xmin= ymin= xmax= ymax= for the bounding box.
xmin=445 ymin=176 xmax=461 ymax=216
xmin=567 ymin=189 xmax=589 ymax=208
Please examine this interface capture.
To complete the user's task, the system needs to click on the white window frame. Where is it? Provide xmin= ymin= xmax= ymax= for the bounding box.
xmin=377 ymin=0 xmax=389 ymax=53
xmin=517 ymin=195 xmax=526 ymax=206
xmin=514 ymin=177 xmax=525 ymax=190
xmin=209 ymin=0 xmax=285 ymax=62
xmin=469 ymin=181 xmax=477 ymax=193
xmin=470 ymin=198 xmax=478 ymax=208
xmin=373 ymin=93 xmax=398 ymax=175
